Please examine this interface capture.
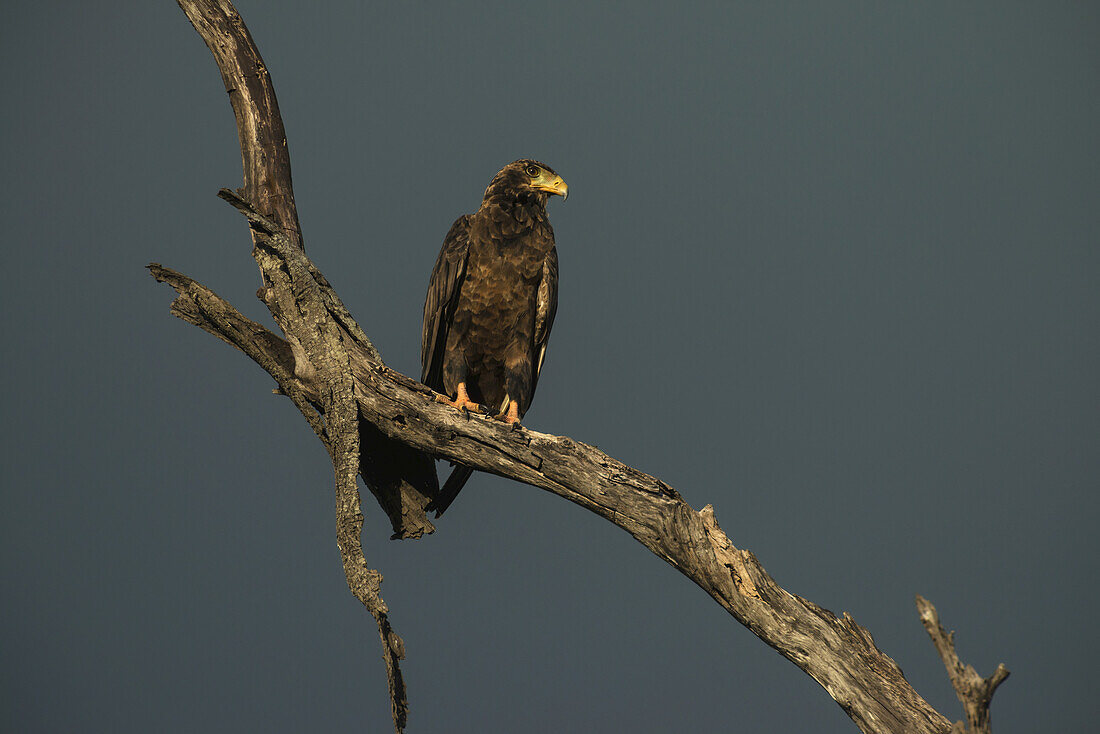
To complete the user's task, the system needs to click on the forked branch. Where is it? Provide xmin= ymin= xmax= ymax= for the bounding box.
xmin=917 ymin=596 xmax=1010 ymax=734
xmin=174 ymin=1 xmax=433 ymax=730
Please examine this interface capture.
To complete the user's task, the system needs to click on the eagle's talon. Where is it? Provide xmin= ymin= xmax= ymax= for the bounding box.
xmin=437 ymin=382 xmax=483 ymax=414
xmin=493 ymin=399 xmax=522 ymax=426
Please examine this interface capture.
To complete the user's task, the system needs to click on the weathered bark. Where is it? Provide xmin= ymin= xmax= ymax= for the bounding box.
xmin=917 ymin=596 xmax=1010 ymax=734
xmin=174 ymin=0 xmax=436 ymax=543
xmin=159 ymin=2 xmax=1008 ymax=732
xmin=174 ymin=1 xmax=436 ymax=729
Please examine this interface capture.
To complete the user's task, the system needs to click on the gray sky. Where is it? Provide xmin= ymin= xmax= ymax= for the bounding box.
xmin=3 ymin=1 xmax=1097 ymax=731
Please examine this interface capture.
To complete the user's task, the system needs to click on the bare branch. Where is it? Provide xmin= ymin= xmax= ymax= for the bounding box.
xmin=917 ymin=596 xmax=1010 ymax=734
xmin=174 ymin=2 xmax=438 ymax=729
xmin=148 ymin=263 xmax=433 ymax=541
xmin=176 ymin=0 xmax=300 ymax=240
xmin=156 ymin=240 xmax=957 ymax=731
xmin=147 ymin=263 xmax=326 ymax=440
xmin=217 ymin=187 xmax=381 ymax=361
xmin=349 ymin=342 xmax=958 ymax=733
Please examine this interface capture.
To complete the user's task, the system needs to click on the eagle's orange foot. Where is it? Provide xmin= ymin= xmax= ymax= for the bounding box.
xmin=436 ymin=394 xmax=483 ymax=413
xmin=435 ymin=382 xmax=483 ymax=414
xmin=493 ymin=414 xmax=523 ymax=431
xmin=493 ymin=400 xmax=521 ymax=427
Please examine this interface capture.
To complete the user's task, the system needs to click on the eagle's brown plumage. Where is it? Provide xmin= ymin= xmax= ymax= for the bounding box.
xmin=421 ymin=159 xmax=566 ymax=515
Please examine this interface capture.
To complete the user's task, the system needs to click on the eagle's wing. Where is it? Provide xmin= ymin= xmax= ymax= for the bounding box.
xmin=421 ymin=215 xmax=472 ymax=391
xmin=530 ymin=246 xmax=558 ymax=398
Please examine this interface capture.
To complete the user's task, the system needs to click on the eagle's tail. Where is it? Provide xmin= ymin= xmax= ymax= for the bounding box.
xmin=429 ymin=464 xmax=475 ymax=518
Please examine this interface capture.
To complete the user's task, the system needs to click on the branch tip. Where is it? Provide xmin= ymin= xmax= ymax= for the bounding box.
xmin=916 ymin=595 xmax=1009 ymax=734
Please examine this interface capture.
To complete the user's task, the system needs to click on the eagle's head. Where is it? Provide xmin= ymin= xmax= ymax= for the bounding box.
xmin=483 ymin=159 xmax=568 ymax=206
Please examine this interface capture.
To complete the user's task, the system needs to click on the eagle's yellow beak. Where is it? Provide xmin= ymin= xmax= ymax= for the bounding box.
xmin=534 ymin=174 xmax=568 ymax=201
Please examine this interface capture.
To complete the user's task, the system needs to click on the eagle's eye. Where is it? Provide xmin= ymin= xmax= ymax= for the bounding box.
xmin=525 ymin=165 xmax=540 ymax=178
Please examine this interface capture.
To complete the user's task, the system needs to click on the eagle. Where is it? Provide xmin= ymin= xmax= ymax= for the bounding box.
xmin=421 ymin=159 xmax=567 ymax=516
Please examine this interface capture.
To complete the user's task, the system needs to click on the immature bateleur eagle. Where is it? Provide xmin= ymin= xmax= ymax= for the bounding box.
xmin=421 ymin=160 xmax=567 ymax=516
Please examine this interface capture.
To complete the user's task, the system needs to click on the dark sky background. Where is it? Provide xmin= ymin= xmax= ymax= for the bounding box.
xmin=3 ymin=1 xmax=1097 ymax=732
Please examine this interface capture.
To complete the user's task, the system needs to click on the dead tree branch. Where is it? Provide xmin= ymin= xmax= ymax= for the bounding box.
xmin=159 ymin=2 xmax=1008 ymax=732
xmin=917 ymin=596 xmax=1010 ymax=734
xmin=172 ymin=1 xmax=441 ymax=729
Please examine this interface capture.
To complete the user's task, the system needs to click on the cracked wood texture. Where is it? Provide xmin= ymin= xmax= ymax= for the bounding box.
xmin=159 ymin=2 xmax=1009 ymax=732
xmin=174 ymin=0 xmax=436 ymax=542
xmin=174 ymin=1 xmax=439 ymax=730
